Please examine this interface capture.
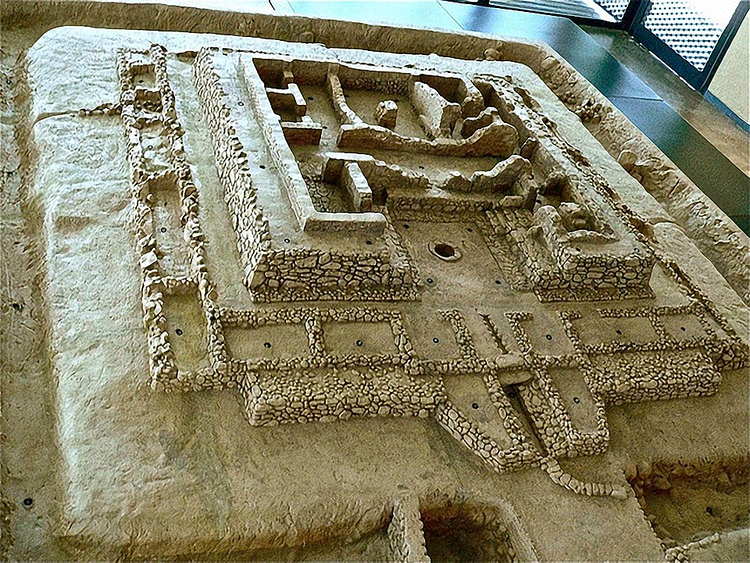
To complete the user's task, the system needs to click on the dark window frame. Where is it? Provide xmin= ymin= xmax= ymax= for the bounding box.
xmin=627 ymin=0 xmax=749 ymax=93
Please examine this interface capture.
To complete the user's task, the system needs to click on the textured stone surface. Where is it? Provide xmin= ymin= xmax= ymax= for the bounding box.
xmin=1 ymin=8 xmax=748 ymax=562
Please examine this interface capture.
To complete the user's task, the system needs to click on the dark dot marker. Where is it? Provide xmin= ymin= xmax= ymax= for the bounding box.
xmin=680 ymin=327 xmax=686 ymax=332
xmin=160 ymin=227 xmax=167 ymax=233
xmin=264 ymin=342 xmax=272 ymax=348
xmin=508 ymin=392 xmax=516 ymax=399
xmin=545 ymin=334 xmax=553 ymax=340
xmin=323 ymin=125 xmax=328 ymax=129
xmin=23 ymin=498 xmax=33 ymax=508
xmin=467 ymin=227 xmax=473 ymax=232
xmin=426 ymin=278 xmax=433 ymax=284
xmin=418 ymin=166 xmax=425 ymax=170
xmin=259 ymin=164 xmax=266 ymax=169
xmin=495 ymin=280 xmax=501 ymax=285
xmin=138 ymin=79 xmax=144 ymax=84
xmin=238 ymin=101 xmax=244 ymax=106
xmin=365 ymin=240 xmax=372 ymax=245
xmin=175 ymin=328 xmax=183 ymax=336
xmin=573 ymin=397 xmax=580 ymax=404
xmin=706 ymin=506 xmax=714 ymax=516
xmin=433 ymin=337 xmax=439 ymax=344
xmin=284 ymin=238 xmax=290 ymax=243
xmin=308 ymin=96 xmax=314 ymax=101
xmin=616 ymin=329 xmax=623 ymax=336
xmin=472 ymin=402 xmax=479 ymax=409
xmin=403 ymin=223 xmax=409 ymax=229
xmin=11 ymin=303 xmax=22 ymax=311
xmin=356 ymin=339 xmax=363 ymax=347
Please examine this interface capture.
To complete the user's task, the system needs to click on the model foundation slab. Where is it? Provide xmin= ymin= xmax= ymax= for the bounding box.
xmin=1 ymin=11 xmax=748 ymax=562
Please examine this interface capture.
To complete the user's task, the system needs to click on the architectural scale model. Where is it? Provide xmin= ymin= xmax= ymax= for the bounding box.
xmin=1 ymin=4 xmax=748 ymax=561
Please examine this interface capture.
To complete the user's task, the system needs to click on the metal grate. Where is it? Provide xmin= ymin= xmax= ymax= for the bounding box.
xmin=593 ymin=0 xmax=630 ymax=19
xmin=643 ymin=1 xmax=724 ymax=70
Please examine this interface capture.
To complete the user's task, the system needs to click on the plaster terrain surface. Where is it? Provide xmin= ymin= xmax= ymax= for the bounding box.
xmin=0 ymin=9 xmax=748 ymax=563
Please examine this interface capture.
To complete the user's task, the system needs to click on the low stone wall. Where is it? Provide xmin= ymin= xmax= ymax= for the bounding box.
xmin=387 ymin=497 xmax=430 ymax=563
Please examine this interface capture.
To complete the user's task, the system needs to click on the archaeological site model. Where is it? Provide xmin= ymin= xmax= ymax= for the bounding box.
xmin=1 ymin=2 xmax=748 ymax=561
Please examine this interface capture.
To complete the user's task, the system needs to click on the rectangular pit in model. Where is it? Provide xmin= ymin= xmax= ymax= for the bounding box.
xmin=148 ymin=173 xmax=192 ymax=277
xmin=442 ymin=375 xmax=513 ymax=450
xmin=162 ymin=289 xmax=210 ymax=374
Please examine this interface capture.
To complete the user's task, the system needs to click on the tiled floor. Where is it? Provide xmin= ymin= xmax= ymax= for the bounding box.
xmin=283 ymin=0 xmax=748 ymax=231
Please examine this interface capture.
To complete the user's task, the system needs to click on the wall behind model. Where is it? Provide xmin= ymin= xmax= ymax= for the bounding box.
xmin=708 ymin=11 xmax=749 ymax=125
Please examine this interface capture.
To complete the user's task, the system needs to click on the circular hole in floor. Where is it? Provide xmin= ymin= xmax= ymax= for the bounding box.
xmin=23 ymin=498 xmax=33 ymax=508
xmin=175 ymin=328 xmax=183 ymax=336
xmin=238 ymin=101 xmax=244 ymax=106
xmin=573 ymin=397 xmax=580 ymax=404
xmin=284 ymin=238 xmax=291 ymax=244
xmin=160 ymin=227 xmax=167 ymax=233
xmin=471 ymin=402 xmax=479 ymax=409
xmin=434 ymin=244 xmax=454 ymax=258
xmin=545 ymin=334 xmax=552 ymax=340
xmin=429 ymin=242 xmax=461 ymax=262
xmin=264 ymin=342 xmax=272 ymax=348
xmin=426 ymin=278 xmax=434 ymax=284
xmin=432 ymin=337 xmax=440 ymax=344
xmin=356 ymin=339 xmax=363 ymax=347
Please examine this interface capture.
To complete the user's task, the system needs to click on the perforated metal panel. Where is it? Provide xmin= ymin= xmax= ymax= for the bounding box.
xmin=643 ymin=0 xmax=724 ymax=70
xmin=593 ymin=0 xmax=630 ymax=19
